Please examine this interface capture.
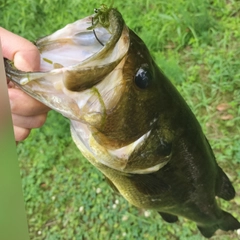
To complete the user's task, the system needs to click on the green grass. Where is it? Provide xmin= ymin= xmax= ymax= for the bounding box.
xmin=1 ymin=0 xmax=240 ymax=239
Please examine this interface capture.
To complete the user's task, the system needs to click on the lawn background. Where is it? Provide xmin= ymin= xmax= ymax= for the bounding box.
xmin=1 ymin=0 xmax=240 ymax=239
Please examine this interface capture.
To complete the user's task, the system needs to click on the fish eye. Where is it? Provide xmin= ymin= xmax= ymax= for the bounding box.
xmin=134 ymin=67 xmax=151 ymax=89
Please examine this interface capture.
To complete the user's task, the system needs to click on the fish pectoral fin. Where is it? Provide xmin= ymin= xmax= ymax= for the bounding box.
xmin=104 ymin=176 xmax=121 ymax=196
xmin=215 ymin=166 xmax=235 ymax=201
xmin=158 ymin=212 xmax=178 ymax=223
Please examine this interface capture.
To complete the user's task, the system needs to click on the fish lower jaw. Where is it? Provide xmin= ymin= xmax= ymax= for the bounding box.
xmin=70 ymin=120 xmax=167 ymax=174
xmin=94 ymin=156 xmax=168 ymax=174
xmin=124 ymin=162 xmax=168 ymax=174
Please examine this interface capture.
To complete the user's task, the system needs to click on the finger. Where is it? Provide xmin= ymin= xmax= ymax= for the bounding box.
xmin=13 ymin=126 xmax=31 ymax=142
xmin=0 ymin=27 xmax=40 ymax=71
xmin=11 ymin=113 xmax=47 ymax=130
xmin=8 ymin=88 xmax=50 ymax=116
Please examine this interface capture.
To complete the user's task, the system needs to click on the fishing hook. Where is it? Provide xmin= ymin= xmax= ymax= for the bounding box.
xmin=92 ymin=17 xmax=104 ymax=47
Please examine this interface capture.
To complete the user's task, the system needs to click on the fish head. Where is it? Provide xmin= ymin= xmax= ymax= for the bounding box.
xmin=5 ymin=6 xmax=173 ymax=173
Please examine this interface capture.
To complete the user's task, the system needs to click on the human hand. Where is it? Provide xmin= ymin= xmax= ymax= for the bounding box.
xmin=1 ymin=27 xmax=50 ymax=142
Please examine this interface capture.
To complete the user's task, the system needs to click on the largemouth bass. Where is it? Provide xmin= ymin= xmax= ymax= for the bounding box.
xmin=4 ymin=5 xmax=240 ymax=238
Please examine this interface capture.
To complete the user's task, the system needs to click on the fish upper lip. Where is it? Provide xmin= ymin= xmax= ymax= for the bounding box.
xmin=38 ymin=8 xmax=126 ymax=72
xmin=14 ymin=8 xmax=130 ymax=91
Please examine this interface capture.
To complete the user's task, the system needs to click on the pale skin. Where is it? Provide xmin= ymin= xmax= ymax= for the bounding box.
xmin=1 ymin=27 xmax=49 ymax=142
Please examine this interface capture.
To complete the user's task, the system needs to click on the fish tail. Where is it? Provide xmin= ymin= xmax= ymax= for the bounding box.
xmin=218 ymin=211 xmax=240 ymax=232
xmin=215 ymin=166 xmax=235 ymax=200
xmin=197 ymin=211 xmax=240 ymax=238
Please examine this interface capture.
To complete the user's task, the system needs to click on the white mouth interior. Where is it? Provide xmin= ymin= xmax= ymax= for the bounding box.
xmin=38 ymin=16 xmax=111 ymax=71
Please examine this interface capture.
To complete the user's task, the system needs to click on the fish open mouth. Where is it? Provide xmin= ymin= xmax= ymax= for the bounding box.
xmin=5 ymin=7 xmax=130 ymax=120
